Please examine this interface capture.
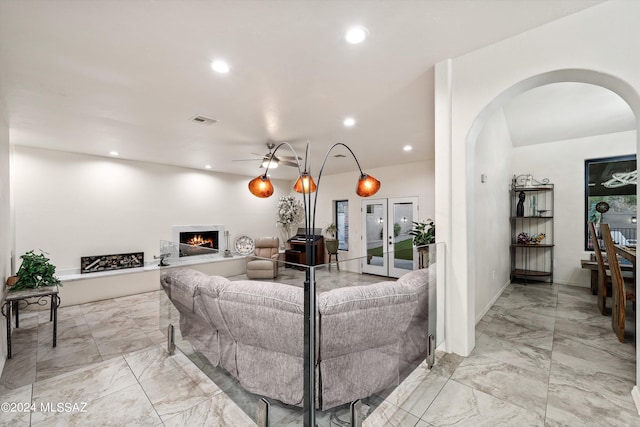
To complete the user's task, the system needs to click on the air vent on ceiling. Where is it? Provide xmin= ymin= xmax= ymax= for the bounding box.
xmin=191 ymin=115 xmax=217 ymax=125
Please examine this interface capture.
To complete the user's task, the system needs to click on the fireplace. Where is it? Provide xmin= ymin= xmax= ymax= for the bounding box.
xmin=179 ymin=231 xmax=218 ymax=256
xmin=172 ymin=225 xmax=225 ymax=257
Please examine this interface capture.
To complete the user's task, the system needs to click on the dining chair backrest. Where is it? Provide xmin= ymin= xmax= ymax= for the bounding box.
xmin=588 ymin=222 xmax=608 ymax=314
xmin=599 ymin=223 xmax=626 ymax=342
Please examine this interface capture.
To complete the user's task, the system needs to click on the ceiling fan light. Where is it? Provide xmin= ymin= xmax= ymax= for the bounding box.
xmin=262 ymin=158 xmax=278 ymax=168
xmin=293 ymin=173 xmax=317 ymax=194
xmin=248 ymin=175 xmax=274 ymax=198
xmin=356 ymin=174 xmax=381 ymax=197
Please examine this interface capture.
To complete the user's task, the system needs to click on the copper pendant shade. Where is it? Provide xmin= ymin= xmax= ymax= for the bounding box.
xmin=293 ymin=173 xmax=317 ymax=194
xmin=247 ymin=142 xmax=380 ymax=199
xmin=248 ymin=175 xmax=274 ymax=198
xmin=356 ymin=174 xmax=381 ymax=197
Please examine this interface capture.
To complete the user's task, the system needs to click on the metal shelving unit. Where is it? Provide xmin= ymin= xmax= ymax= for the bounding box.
xmin=510 ymin=176 xmax=554 ymax=285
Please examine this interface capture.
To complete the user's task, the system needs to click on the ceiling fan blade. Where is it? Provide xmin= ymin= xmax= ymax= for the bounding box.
xmin=232 ymin=158 xmax=263 ymax=162
xmin=279 ymin=160 xmax=300 ymax=167
xmin=277 ymin=155 xmax=302 ymax=161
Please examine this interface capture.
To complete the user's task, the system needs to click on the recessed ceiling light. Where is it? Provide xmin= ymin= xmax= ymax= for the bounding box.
xmin=346 ymin=27 xmax=368 ymax=44
xmin=403 ymin=145 xmax=412 ymax=152
xmin=211 ymin=60 xmax=230 ymax=74
xmin=343 ymin=117 xmax=356 ymax=127
xmin=109 ymin=151 xmax=119 ymax=156
xmin=204 ymin=165 xmax=212 ymax=169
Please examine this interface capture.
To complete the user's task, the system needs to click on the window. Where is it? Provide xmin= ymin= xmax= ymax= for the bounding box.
xmin=585 ymin=154 xmax=637 ymax=250
xmin=335 ymin=200 xmax=349 ymax=251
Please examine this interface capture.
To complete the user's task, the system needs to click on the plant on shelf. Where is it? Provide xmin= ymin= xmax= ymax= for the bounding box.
xmin=9 ymin=250 xmax=62 ymax=291
xmin=409 ymin=220 xmax=435 ymax=247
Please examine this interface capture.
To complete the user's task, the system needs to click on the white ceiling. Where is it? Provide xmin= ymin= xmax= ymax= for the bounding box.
xmin=0 ymin=0 xmax=611 ymax=179
xmin=503 ymin=82 xmax=636 ymax=147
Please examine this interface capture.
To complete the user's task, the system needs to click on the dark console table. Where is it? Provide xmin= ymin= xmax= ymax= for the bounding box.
xmin=285 ymin=233 xmax=324 ymax=269
xmin=2 ymin=285 xmax=60 ymax=359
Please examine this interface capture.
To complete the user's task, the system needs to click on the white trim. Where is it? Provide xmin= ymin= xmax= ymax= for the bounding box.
xmin=632 ymin=386 xmax=640 ymax=415
xmin=476 ymin=279 xmax=510 ymax=324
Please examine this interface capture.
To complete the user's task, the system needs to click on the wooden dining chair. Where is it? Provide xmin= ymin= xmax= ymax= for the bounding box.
xmin=588 ymin=222 xmax=610 ymax=315
xmin=600 ymin=223 xmax=636 ymax=343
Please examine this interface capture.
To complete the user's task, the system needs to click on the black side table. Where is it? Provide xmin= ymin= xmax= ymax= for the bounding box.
xmin=1 ymin=285 xmax=60 ymax=359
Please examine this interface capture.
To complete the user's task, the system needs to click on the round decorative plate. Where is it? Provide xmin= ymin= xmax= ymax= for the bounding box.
xmin=234 ymin=235 xmax=255 ymax=255
xmin=596 ymin=201 xmax=610 ymax=213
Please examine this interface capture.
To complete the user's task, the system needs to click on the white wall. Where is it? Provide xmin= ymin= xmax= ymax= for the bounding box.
xmin=13 ymin=146 xmax=290 ymax=274
xmin=512 ymin=130 xmax=636 ymax=287
xmin=474 ymin=108 xmax=513 ymax=321
xmin=0 ymin=102 xmax=10 ymax=372
xmin=435 ymin=0 xmax=640 ymax=357
xmin=312 ymin=160 xmax=435 ymax=264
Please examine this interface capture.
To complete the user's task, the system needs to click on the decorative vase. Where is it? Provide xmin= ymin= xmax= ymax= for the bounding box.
xmin=417 ymin=246 xmax=430 ymax=269
xmin=326 ymin=239 xmax=339 ymax=254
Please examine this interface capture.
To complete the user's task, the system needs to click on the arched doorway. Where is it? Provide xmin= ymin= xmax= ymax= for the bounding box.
xmin=453 ymin=69 xmax=640 ymax=400
xmin=436 ymin=68 xmax=640 ymax=359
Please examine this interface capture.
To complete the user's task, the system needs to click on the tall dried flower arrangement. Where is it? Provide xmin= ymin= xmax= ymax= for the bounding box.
xmin=276 ymin=195 xmax=305 ymax=240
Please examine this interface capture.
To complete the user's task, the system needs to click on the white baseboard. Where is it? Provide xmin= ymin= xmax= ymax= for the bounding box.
xmin=632 ymin=386 xmax=640 ymax=415
xmin=476 ymin=279 xmax=510 ymax=324
xmin=553 ymin=279 xmax=589 ymax=288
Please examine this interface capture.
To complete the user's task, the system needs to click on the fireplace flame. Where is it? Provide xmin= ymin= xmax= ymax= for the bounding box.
xmin=185 ymin=234 xmax=214 ymax=248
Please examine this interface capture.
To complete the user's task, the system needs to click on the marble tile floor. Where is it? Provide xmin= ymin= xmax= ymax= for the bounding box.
xmin=1 ymin=282 xmax=639 ymax=426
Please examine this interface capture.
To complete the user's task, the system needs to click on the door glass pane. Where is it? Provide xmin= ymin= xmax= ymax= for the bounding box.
xmin=366 ymin=203 xmax=385 ymax=266
xmin=393 ymin=202 xmax=414 ymax=270
xmin=336 ymin=200 xmax=349 ymax=251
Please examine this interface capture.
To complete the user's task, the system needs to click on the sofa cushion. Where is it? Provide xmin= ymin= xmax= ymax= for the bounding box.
xmin=396 ymin=268 xmax=431 ymax=376
xmin=218 ymin=280 xmax=304 ymax=357
xmin=236 ymin=342 xmax=303 ymax=406
xmin=246 ymin=259 xmax=276 ymax=270
xmin=318 ymin=280 xmax=420 ymax=359
xmin=319 ymin=343 xmax=398 ymax=410
xmin=161 ymin=267 xmax=213 ymax=313
xmin=196 ymin=275 xmax=232 ymax=336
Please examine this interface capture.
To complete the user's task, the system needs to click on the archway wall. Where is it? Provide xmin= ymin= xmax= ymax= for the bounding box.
xmin=435 ymin=0 xmax=640 ymax=359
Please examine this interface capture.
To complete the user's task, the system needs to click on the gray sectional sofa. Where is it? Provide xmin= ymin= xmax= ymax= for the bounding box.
xmin=160 ymin=266 xmax=431 ymax=410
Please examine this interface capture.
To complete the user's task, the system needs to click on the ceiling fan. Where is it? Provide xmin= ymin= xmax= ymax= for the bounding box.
xmin=233 ymin=142 xmax=301 ymax=168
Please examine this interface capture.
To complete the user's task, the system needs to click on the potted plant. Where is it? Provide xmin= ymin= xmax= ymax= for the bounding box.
xmin=325 ymin=223 xmax=339 ymax=254
xmin=409 ymin=220 xmax=435 ymax=247
xmin=409 ymin=220 xmax=435 ymax=268
xmin=7 ymin=250 xmax=62 ymax=291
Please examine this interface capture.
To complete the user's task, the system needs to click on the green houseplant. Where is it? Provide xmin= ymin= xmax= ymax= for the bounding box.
xmin=9 ymin=250 xmax=62 ymax=291
xmin=325 ymin=223 xmax=339 ymax=254
xmin=325 ymin=223 xmax=337 ymax=239
xmin=409 ymin=220 xmax=435 ymax=268
xmin=409 ymin=220 xmax=435 ymax=247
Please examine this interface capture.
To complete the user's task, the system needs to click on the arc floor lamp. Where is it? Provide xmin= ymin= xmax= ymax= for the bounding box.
xmin=248 ymin=141 xmax=380 ymax=426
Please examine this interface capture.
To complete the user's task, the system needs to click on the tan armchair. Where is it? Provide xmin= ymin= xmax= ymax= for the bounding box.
xmin=246 ymin=237 xmax=280 ymax=279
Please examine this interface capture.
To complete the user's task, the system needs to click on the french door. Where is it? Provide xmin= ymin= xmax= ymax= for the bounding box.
xmin=362 ymin=197 xmax=418 ymax=278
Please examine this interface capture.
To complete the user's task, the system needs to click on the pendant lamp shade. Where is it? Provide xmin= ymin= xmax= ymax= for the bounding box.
xmin=248 ymin=175 xmax=274 ymax=198
xmin=293 ymin=173 xmax=317 ymax=194
xmin=356 ymin=174 xmax=381 ymax=197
